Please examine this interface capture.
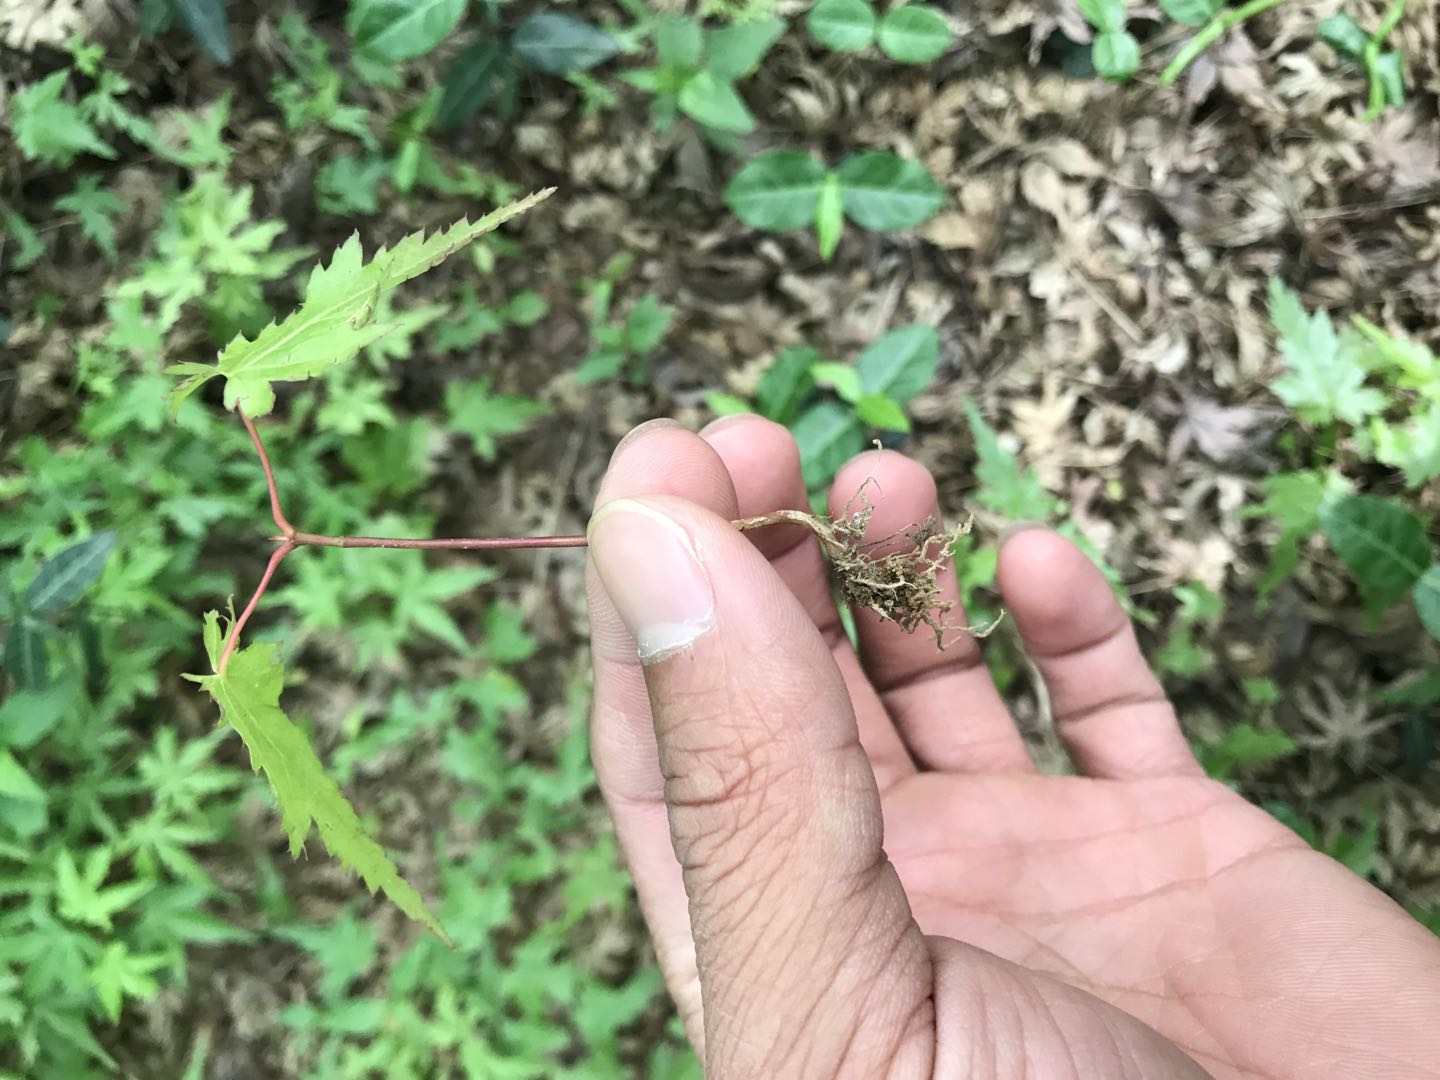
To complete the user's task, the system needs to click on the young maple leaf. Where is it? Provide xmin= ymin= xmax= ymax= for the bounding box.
xmin=188 ymin=614 xmax=449 ymax=943
xmin=1267 ymin=278 xmax=1385 ymax=426
xmin=169 ymin=192 xmax=552 ymax=417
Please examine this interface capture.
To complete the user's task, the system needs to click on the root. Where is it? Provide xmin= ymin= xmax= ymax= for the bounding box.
xmin=734 ymin=491 xmax=1001 ymax=650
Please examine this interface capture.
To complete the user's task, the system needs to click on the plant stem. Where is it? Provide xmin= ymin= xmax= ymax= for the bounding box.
xmin=241 ymin=410 xmax=295 ymax=537
xmin=288 ymin=531 xmax=590 ymax=550
xmin=217 ymin=539 xmax=295 ymax=676
xmin=1159 ymin=0 xmax=1291 ymax=86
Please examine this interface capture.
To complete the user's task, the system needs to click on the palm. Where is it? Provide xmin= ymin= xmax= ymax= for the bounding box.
xmin=884 ymin=770 xmax=1440 ymax=1079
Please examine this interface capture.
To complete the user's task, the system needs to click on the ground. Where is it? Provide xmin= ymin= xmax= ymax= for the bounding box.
xmin=2 ymin=0 xmax=1439 ymax=1075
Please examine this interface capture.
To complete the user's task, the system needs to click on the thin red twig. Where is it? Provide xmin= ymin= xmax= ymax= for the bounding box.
xmin=217 ymin=539 xmax=295 ymax=676
xmin=289 ymin=531 xmax=588 ymax=550
xmin=240 ymin=409 xmax=295 ymax=538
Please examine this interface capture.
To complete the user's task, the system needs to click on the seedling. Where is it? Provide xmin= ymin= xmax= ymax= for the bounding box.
xmin=807 ymin=0 xmax=952 ymax=63
xmin=574 ymin=254 xmax=676 ymax=386
xmin=725 ymin=149 xmax=944 ymax=259
xmin=168 ymin=199 xmax=978 ymax=936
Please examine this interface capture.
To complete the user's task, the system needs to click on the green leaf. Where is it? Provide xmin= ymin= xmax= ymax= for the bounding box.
xmin=54 ymin=175 xmax=126 ymax=261
xmin=1158 ymin=0 xmax=1221 ymax=25
xmin=757 ymin=346 xmax=820 ymax=424
xmin=437 ymin=40 xmax=506 ymax=128
xmin=836 ymin=152 xmax=944 ymax=231
xmin=856 ymin=324 xmax=939 ymax=403
xmin=348 ymin=0 xmax=466 ymax=62
xmin=512 ymin=13 xmax=619 ymax=74
xmin=705 ymin=17 xmax=785 ymax=80
xmin=3 ymin=622 xmax=48 ymax=690
xmin=173 ymin=0 xmax=233 ymax=63
xmin=188 ymin=633 xmax=449 ymax=942
xmin=90 ymin=943 xmax=165 ymax=1023
xmin=1416 ymin=567 xmax=1440 ymax=641
xmin=169 ymin=194 xmax=550 ymax=416
xmin=706 ymin=392 xmax=752 ymax=416
xmin=1373 ymin=405 xmax=1440 ymax=488
xmin=791 ymin=400 xmax=868 ymax=490
xmin=725 ymin=151 xmax=828 ymax=231
xmin=815 ymin=173 xmax=845 ymax=260
xmin=1351 ymin=315 xmax=1439 ymax=390
xmin=1319 ymin=493 xmax=1429 ymax=611
xmin=807 ymin=0 xmax=876 ymax=52
xmin=1092 ymin=30 xmax=1140 ymax=80
xmin=963 ymin=399 xmax=1063 ymax=521
xmin=810 ymin=362 xmax=864 ymax=404
xmin=25 ymin=531 xmax=117 ymax=615
xmin=877 ymin=6 xmax=951 ymax=63
xmin=1243 ymin=469 xmax=1339 ymax=600
xmin=678 ymin=71 xmax=755 ymax=133
xmin=1198 ymin=723 xmax=1297 ymax=781
xmin=1267 ymin=278 xmax=1385 ymax=426
xmin=623 ymin=294 xmax=674 ymax=354
xmin=0 ymin=750 xmax=45 ymax=804
xmin=856 ymin=393 xmax=910 ymax=432
xmin=656 ymin=16 xmax=704 ymax=69
xmin=1372 ymin=50 xmax=1405 ymax=108
xmin=12 ymin=71 xmax=115 ymax=168
xmin=1078 ymin=0 xmax=1127 ymax=33
xmin=445 ymin=379 xmax=549 ymax=461
xmin=4 ymin=209 xmax=46 ymax=270
xmin=1317 ymin=13 xmax=1369 ymax=58
xmin=0 ymin=683 xmax=71 ymax=749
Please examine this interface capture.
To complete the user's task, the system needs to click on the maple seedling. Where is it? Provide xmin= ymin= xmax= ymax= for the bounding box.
xmin=173 ymin=195 xmax=976 ymax=940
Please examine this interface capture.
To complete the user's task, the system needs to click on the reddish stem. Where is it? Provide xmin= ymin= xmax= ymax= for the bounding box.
xmin=241 ymin=409 xmax=296 ymax=538
xmin=217 ymin=539 xmax=295 ymax=676
xmin=289 ymin=531 xmax=588 ymax=550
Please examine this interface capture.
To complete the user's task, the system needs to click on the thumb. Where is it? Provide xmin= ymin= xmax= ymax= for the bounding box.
xmin=588 ymin=496 xmax=934 ymax=1078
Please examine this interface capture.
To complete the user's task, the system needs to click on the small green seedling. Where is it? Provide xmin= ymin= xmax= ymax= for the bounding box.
xmin=807 ymin=0 xmax=952 ymax=63
xmin=437 ymin=12 xmax=621 ymax=128
xmin=1316 ymin=0 xmax=1407 ymax=119
xmin=1077 ymin=0 xmax=1140 ymax=80
xmin=622 ymin=14 xmax=784 ymax=135
xmin=709 ymin=325 xmax=938 ymax=488
xmin=1155 ymin=581 xmax=1224 ymax=679
xmin=1 ymin=533 xmax=117 ymax=692
xmin=725 ymin=149 xmax=943 ymax=259
xmin=573 ymin=254 xmax=676 ymax=385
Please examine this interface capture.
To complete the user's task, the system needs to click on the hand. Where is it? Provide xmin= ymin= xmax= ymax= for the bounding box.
xmin=585 ymin=417 xmax=1440 ymax=1079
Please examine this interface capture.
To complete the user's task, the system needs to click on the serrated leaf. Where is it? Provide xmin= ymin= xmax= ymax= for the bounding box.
xmin=1158 ymin=0 xmax=1221 ymax=26
xmin=808 ymin=0 xmax=876 ymax=52
xmin=1267 ymin=278 xmax=1385 ymax=426
xmin=55 ymin=175 xmax=126 ymax=261
xmin=445 ymin=379 xmax=549 ymax=461
xmin=1416 ymin=566 xmax=1440 ymax=642
xmin=512 ymin=13 xmax=619 ymax=74
xmin=757 ymin=346 xmax=819 ymax=425
xmin=1373 ymin=405 xmax=1440 ymax=488
xmin=877 ymin=5 xmax=951 ymax=64
xmin=705 ymin=17 xmax=785 ymax=80
xmin=725 ymin=151 xmax=828 ymax=231
xmin=1242 ymin=469 xmax=1342 ymax=600
xmin=856 ymin=324 xmax=939 ymax=403
xmin=349 ymin=0 xmax=466 ymax=62
xmin=187 ymin=636 xmax=448 ymax=942
xmin=169 ymin=193 xmax=550 ymax=417
xmin=25 ymin=532 xmax=117 ymax=615
xmin=836 ymin=152 xmax=944 ymax=231
xmin=12 ymin=71 xmax=115 ymax=168
xmin=791 ymin=400 xmax=867 ymax=490
xmin=963 ymin=399 xmax=1063 ymax=521
xmin=1319 ymin=493 xmax=1429 ymax=612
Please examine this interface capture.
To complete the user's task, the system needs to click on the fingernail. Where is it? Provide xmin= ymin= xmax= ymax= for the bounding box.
xmin=588 ymin=499 xmax=716 ymax=663
xmin=612 ymin=418 xmax=684 ymax=462
xmin=699 ymin=413 xmax=756 ymax=439
xmin=998 ymin=520 xmax=1048 ymax=544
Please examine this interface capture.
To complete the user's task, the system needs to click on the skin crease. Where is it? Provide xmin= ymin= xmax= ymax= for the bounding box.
xmin=585 ymin=416 xmax=1440 ymax=1080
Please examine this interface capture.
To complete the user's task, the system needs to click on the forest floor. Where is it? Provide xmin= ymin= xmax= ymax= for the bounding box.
xmin=3 ymin=0 xmax=1440 ymax=1075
